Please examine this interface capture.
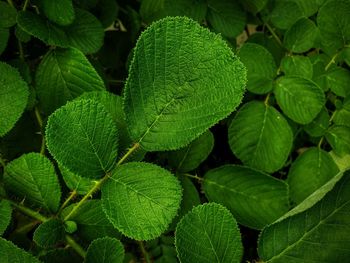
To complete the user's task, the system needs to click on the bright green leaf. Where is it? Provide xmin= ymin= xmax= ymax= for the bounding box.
xmin=85 ymin=237 xmax=124 ymax=263
xmin=46 ymin=99 xmax=118 ymax=179
xmin=326 ymin=125 xmax=350 ymax=156
xmin=124 ymin=17 xmax=246 ymax=151
xmin=4 ymin=153 xmax=61 ymax=212
xmin=330 ymin=151 xmax=350 ymax=172
xmin=0 ymin=200 xmax=11 ymax=236
xmin=325 ymin=67 xmax=350 ymax=97
xmin=303 ymin=107 xmax=330 ymax=137
xmin=175 ymin=203 xmax=243 ymax=263
xmin=228 ymin=101 xmax=293 ymax=173
xmin=0 ymin=1 xmax=17 ymax=28
xmin=281 ymin=55 xmax=313 ymax=79
xmin=0 ymin=237 xmax=41 ymax=263
xmin=37 ymin=0 xmax=75 ymax=26
xmin=101 ymin=162 xmax=182 ymax=240
xmin=33 ymin=219 xmax=65 ymax=248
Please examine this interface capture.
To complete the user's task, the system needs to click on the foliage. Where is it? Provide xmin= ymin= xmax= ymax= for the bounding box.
xmin=0 ymin=0 xmax=350 ymax=262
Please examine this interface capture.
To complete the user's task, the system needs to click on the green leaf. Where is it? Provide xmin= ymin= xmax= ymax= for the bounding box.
xmin=0 ymin=237 xmax=41 ymax=263
xmin=281 ymin=55 xmax=313 ymax=80
xmin=166 ymin=131 xmax=214 ymax=173
xmin=203 ymin=165 xmax=289 ymax=229
xmin=60 ymin=165 xmax=95 ymax=195
xmin=0 ymin=28 xmax=9 ymax=55
xmin=33 ymin=219 xmax=65 ymax=248
xmin=35 ymin=48 xmax=105 ymax=114
xmin=124 ymin=17 xmax=246 ymax=151
xmin=175 ymin=203 xmax=243 ymax=263
xmin=274 ymin=77 xmax=325 ymax=124
xmin=333 ymin=97 xmax=350 ymax=127
xmin=101 ymin=162 xmax=182 ymax=240
xmin=0 ymin=62 xmax=29 ymax=137
xmin=238 ymin=0 xmax=268 ymax=14
xmin=325 ymin=67 xmax=350 ymax=97
xmin=37 ymin=0 xmax=75 ymax=26
xmin=0 ymin=1 xmax=17 ymax=27
xmin=283 ymin=18 xmax=318 ymax=53
xmin=17 ymin=9 xmax=104 ymax=54
xmin=270 ymin=1 xmax=303 ymax=30
xmin=330 ymin=151 xmax=350 ymax=172
xmin=4 ymin=153 xmax=61 ymax=212
xmin=39 ymin=248 xmax=82 ymax=263
xmin=326 ymin=125 xmax=350 ymax=156
xmin=15 ymin=25 xmax=31 ymax=43
xmin=85 ymin=237 xmax=124 ymax=263
xmin=45 ymin=99 xmax=118 ymax=179
xmin=228 ymin=101 xmax=293 ymax=173
xmin=207 ymin=0 xmax=246 ymax=38
xmin=303 ymin=107 xmax=330 ymax=137
xmin=0 ymin=200 xmax=11 ymax=236
xmin=288 ymin=147 xmax=340 ymax=205
xmin=258 ymin=172 xmax=350 ymax=263
xmin=94 ymin=0 xmax=119 ymax=28
xmin=237 ymin=43 xmax=277 ymax=94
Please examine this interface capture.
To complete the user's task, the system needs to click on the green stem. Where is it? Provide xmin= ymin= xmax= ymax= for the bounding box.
xmin=34 ymin=107 xmax=46 ymax=155
xmin=0 ymin=155 xmax=6 ymax=168
xmin=6 ymin=0 xmax=15 ymax=8
xmin=57 ymin=190 xmax=77 ymax=215
xmin=22 ymin=0 xmax=30 ymax=11
xmin=325 ymin=52 xmax=340 ymax=71
xmin=265 ymin=23 xmax=283 ymax=47
xmin=138 ymin=241 xmax=151 ymax=263
xmin=6 ymin=199 xmax=48 ymax=222
xmin=264 ymin=93 xmax=271 ymax=106
xmin=117 ymin=143 xmax=140 ymax=165
xmin=318 ymin=137 xmax=324 ymax=149
xmin=65 ymin=235 xmax=87 ymax=258
xmin=14 ymin=220 xmax=40 ymax=234
xmin=183 ymin=173 xmax=203 ymax=181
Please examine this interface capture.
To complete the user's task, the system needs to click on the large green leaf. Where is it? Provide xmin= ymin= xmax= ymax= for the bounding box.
xmin=326 ymin=125 xmax=350 ymax=156
xmin=33 ymin=219 xmax=65 ymax=248
xmin=207 ymin=0 xmax=246 ymax=38
xmin=203 ymin=165 xmax=289 ymax=229
xmin=175 ymin=203 xmax=243 ymax=263
xmin=288 ymin=147 xmax=340 ymax=205
xmin=85 ymin=237 xmax=124 ymax=263
xmin=274 ymin=77 xmax=325 ymax=124
xmin=228 ymin=101 xmax=293 ymax=173
xmin=325 ymin=67 xmax=350 ymax=98
xmin=124 ymin=17 xmax=246 ymax=151
xmin=45 ymin=99 xmax=118 ymax=179
xmin=237 ymin=43 xmax=276 ymax=94
xmin=37 ymin=0 xmax=75 ymax=26
xmin=0 ymin=237 xmax=41 ymax=263
xmin=270 ymin=0 xmax=303 ymax=30
xmin=0 ymin=200 xmax=11 ymax=236
xmin=101 ymin=162 xmax=182 ymax=240
xmin=17 ymin=9 xmax=104 ymax=54
xmin=258 ymin=172 xmax=350 ymax=263
xmin=0 ymin=62 xmax=29 ymax=137
xmin=280 ymin=55 xmax=313 ymax=79
xmin=35 ymin=48 xmax=105 ymax=114
xmin=4 ymin=153 xmax=61 ymax=212
xmin=0 ymin=1 xmax=17 ymax=27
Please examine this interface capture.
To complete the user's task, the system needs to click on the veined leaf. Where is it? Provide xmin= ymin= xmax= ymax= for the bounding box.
xmin=35 ymin=48 xmax=105 ymax=114
xmin=0 ymin=62 xmax=29 ymax=137
xmin=4 ymin=153 xmax=61 ymax=212
xmin=333 ymin=97 xmax=350 ymax=127
xmin=175 ymin=203 xmax=243 ymax=263
xmin=274 ymin=76 xmax=325 ymax=124
xmin=33 ymin=219 xmax=65 ymax=248
xmin=258 ymin=172 xmax=350 ymax=263
xmin=85 ymin=237 xmax=124 ymax=263
xmin=37 ymin=0 xmax=75 ymax=26
xmin=270 ymin=1 xmax=303 ymax=30
xmin=228 ymin=101 xmax=293 ymax=173
xmin=203 ymin=165 xmax=289 ymax=229
xmin=0 ymin=1 xmax=17 ymax=27
xmin=45 ymin=99 xmax=118 ymax=179
xmin=124 ymin=17 xmax=246 ymax=151
xmin=0 ymin=237 xmax=41 ymax=263
xmin=280 ymin=55 xmax=313 ymax=79
xmin=303 ymin=107 xmax=330 ymax=137
xmin=326 ymin=125 xmax=350 ymax=156
xmin=101 ymin=162 xmax=182 ymax=240
xmin=287 ymin=147 xmax=340 ymax=205
xmin=60 ymin=165 xmax=95 ymax=195
xmin=0 ymin=200 xmax=11 ymax=236
xmin=325 ymin=67 xmax=350 ymax=98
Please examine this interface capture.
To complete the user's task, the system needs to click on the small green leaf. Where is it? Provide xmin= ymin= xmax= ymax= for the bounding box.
xmin=0 ymin=237 xmax=41 ymax=263
xmin=274 ymin=76 xmax=325 ymax=124
xmin=0 ymin=200 xmax=11 ymax=236
xmin=60 ymin=165 xmax=95 ymax=195
xmin=228 ymin=101 xmax=293 ymax=173
xmin=33 ymin=219 xmax=65 ymax=248
xmin=46 ymin=99 xmax=118 ymax=179
xmin=288 ymin=147 xmax=340 ymax=205
xmin=35 ymin=48 xmax=105 ymax=114
xmin=258 ymin=172 xmax=350 ymax=263
xmin=175 ymin=203 xmax=243 ymax=263
xmin=0 ymin=1 xmax=17 ymax=27
xmin=0 ymin=62 xmax=29 ymax=137
xmin=166 ymin=131 xmax=214 ymax=173
xmin=125 ymin=17 xmax=246 ymax=151
xmin=101 ymin=162 xmax=182 ymax=240
xmin=270 ymin=1 xmax=303 ymax=30
xmin=325 ymin=67 xmax=350 ymax=97
xmin=85 ymin=237 xmax=125 ymax=263
xmin=303 ymin=107 xmax=330 ymax=137
xmin=281 ymin=55 xmax=313 ymax=79
xmin=284 ymin=18 xmax=318 ymax=53
xmin=333 ymin=97 xmax=350 ymax=127
xmin=326 ymin=125 xmax=350 ymax=156
xmin=203 ymin=165 xmax=289 ymax=229
xmin=237 ymin=43 xmax=277 ymax=94
xmin=64 ymin=221 xmax=77 ymax=234
xmin=4 ymin=153 xmax=61 ymax=212
xmin=37 ymin=0 xmax=75 ymax=26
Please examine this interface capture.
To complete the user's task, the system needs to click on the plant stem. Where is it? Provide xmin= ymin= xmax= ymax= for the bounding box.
xmin=6 ymin=199 xmax=49 ymax=222
xmin=138 ymin=241 xmax=151 ymax=263
xmin=65 ymin=235 xmax=87 ymax=258
xmin=264 ymin=93 xmax=271 ymax=106
xmin=117 ymin=143 xmax=140 ymax=165
xmin=14 ymin=220 xmax=40 ymax=234
xmin=183 ymin=173 xmax=203 ymax=181
xmin=6 ymin=0 xmax=15 ymax=8
xmin=57 ymin=190 xmax=77 ymax=215
xmin=265 ymin=23 xmax=283 ymax=47
xmin=34 ymin=107 xmax=46 ymax=155
xmin=22 ymin=0 xmax=30 ymax=11
xmin=325 ymin=51 xmax=340 ymax=71
xmin=318 ymin=137 xmax=324 ymax=149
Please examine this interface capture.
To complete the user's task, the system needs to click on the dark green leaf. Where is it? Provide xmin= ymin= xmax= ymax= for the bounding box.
xmin=303 ymin=107 xmax=330 ymax=137
xmin=326 ymin=125 xmax=350 ymax=156
xmin=325 ymin=67 xmax=350 ymax=97
xmin=37 ymin=0 xmax=75 ymax=26
xmin=33 ymin=219 xmax=65 ymax=248
xmin=0 ymin=1 xmax=17 ymax=27
xmin=85 ymin=237 xmax=124 ymax=263
xmin=0 ymin=237 xmax=41 ymax=263
xmin=333 ymin=97 xmax=350 ymax=127
xmin=0 ymin=28 xmax=9 ymax=55
xmin=270 ymin=1 xmax=303 ymax=30
xmin=0 ymin=200 xmax=11 ymax=236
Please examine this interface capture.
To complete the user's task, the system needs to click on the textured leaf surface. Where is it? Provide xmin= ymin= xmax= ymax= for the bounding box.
xmin=258 ymin=172 xmax=350 ymax=263
xmin=0 ymin=62 xmax=29 ymax=136
xmin=0 ymin=237 xmax=41 ymax=263
xmin=4 ymin=153 xmax=61 ymax=212
xmin=86 ymin=237 xmax=124 ymax=263
xmin=60 ymin=165 xmax=95 ymax=195
xmin=270 ymin=1 xmax=303 ymax=30
xmin=101 ymin=162 xmax=182 ymax=240
xmin=280 ymin=55 xmax=313 ymax=79
xmin=0 ymin=200 xmax=11 ymax=236
xmin=325 ymin=67 xmax=350 ymax=98
xmin=238 ymin=43 xmax=276 ymax=94
xmin=33 ymin=219 xmax=65 ymax=248
xmin=274 ymin=77 xmax=325 ymax=124
xmin=228 ymin=101 xmax=293 ymax=173
xmin=175 ymin=203 xmax=243 ymax=263
xmin=0 ymin=1 xmax=17 ymax=27
xmin=303 ymin=108 xmax=330 ymax=137
xmin=36 ymin=48 xmax=105 ymax=114
xmin=334 ymin=97 xmax=350 ymax=127
xmin=124 ymin=16 xmax=246 ymax=151
xmin=46 ymin=99 xmax=118 ymax=179
xmin=288 ymin=147 xmax=340 ymax=205
xmin=203 ymin=165 xmax=289 ymax=229
xmin=326 ymin=125 xmax=350 ymax=156
xmin=38 ymin=0 xmax=75 ymax=25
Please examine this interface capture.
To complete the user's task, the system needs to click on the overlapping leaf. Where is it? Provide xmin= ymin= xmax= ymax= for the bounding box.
xmin=0 ymin=238 xmax=41 ymax=263
xmin=37 ymin=0 xmax=75 ymax=26
xmin=0 ymin=200 xmax=11 ymax=236
xmin=85 ymin=237 xmax=124 ymax=263
xmin=280 ymin=55 xmax=313 ymax=79
xmin=33 ymin=219 xmax=65 ymax=248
